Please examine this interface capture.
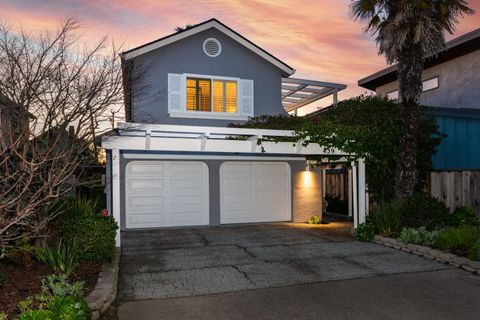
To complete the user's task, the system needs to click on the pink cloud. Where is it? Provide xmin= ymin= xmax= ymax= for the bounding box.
xmin=2 ymin=0 xmax=479 ymax=104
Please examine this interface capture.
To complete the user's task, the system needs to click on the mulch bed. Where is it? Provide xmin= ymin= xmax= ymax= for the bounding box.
xmin=0 ymin=258 xmax=101 ymax=318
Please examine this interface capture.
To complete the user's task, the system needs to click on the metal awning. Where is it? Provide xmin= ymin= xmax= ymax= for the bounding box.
xmin=282 ymin=78 xmax=347 ymax=113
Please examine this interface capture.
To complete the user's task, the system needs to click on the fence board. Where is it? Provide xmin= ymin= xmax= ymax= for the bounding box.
xmin=430 ymin=170 xmax=480 ymax=216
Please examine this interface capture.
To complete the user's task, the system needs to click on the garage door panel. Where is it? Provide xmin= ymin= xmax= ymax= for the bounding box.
xmin=128 ymin=162 xmax=165 ymax=175
xmin=129 ymin=213 xmax=166 ymax=225
xmin=169 ymin=178 xmax=204 ymax=191
xmin=125 ymin=161 xmax=209 ymax=229
xmin=220 ymin=162 xmax=291 ymax=224
xmin=129 ymin=195 xmax=165 ymax=207
xmin=128 ymin=179 xmax=165 ymax=191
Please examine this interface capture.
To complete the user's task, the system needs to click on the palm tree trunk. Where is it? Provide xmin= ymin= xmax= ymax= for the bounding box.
xmin=394 ymin=41 xmax=424 ymax=199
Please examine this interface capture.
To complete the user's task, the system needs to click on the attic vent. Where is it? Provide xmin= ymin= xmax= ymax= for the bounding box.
xmin=203 ymin=38 xmax=222 ymax=57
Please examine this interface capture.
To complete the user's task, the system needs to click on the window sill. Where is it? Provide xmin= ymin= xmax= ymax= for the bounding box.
xmin=169 ymin=112 xmax=249 ymax=121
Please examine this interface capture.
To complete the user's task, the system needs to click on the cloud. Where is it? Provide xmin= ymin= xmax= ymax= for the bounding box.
xmin=1 ymin=0 xmax=479 ymax=102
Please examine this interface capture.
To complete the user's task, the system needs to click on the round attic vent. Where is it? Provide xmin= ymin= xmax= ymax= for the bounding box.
xmin=203 ymin=38 xmax=222 ymax=57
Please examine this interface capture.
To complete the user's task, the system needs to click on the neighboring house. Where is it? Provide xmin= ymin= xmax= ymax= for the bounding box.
xmin=102 ymin=18 xmax=367 ymax=246
xmin=358 ymin=28 xmax=480 ymax=215
xmin=0 ymin=94 xmax=31 ymax=147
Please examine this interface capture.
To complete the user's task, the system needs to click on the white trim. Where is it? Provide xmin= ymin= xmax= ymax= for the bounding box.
xmin=121 ymin=20 xmax=295 ymax=75
xmin=352 ymin=161 xmax=358 ymax=229
xmin=111 ymin=149 xmax=121 ymax=247
xmin=123 ymin=153 xmax=306 ymax=161
xmin=358 ymin=158 xmax=366 ymax=225
xmin=169 ymin=112 xmax=248 ymax=121
xmin=203 ymin=38 xmax=222 ymax=57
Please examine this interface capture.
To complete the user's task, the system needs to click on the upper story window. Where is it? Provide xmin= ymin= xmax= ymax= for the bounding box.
xmin=168 ymin=73 xmax=253 ymax=120
xmin=186 ymin=77 xmax=237 ymax=113
xmin=385 ymin=76 xmax=439 ymax=101
xmin=422 ymin=77 xmax=439 ymax=92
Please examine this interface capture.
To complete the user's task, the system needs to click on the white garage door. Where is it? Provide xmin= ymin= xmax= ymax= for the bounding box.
xmin=125 ymin=161 xmax=209 ymax=228
xmin=220 ymin=162 xmax=291 ymax=224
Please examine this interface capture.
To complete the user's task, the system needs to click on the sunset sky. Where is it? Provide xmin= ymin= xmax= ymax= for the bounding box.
xmin=1 ymin=0 xmax=479 ymax=114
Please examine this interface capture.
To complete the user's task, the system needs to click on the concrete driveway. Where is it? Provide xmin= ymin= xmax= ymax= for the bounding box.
xmin=118 ymin=223 xmax=448 ymax=301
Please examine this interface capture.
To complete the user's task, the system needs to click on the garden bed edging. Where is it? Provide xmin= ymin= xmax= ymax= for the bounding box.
xmin=85 ymin=248 xmax=121 ymax=320
xmin=373 ymin=235 xmax=480 ymax=275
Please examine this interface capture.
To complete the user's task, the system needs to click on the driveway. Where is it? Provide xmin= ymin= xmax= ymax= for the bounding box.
xmin=118 ymin=223 xmax=448 ymax=301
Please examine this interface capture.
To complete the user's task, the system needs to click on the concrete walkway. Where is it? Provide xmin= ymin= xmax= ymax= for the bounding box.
xmin=118 ymin=223 xmax=448 ymax=301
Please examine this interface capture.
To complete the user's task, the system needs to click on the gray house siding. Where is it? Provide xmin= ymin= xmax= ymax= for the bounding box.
xmin=130 ymin=28 xmax=286 ymax=127
xmin=376 ymin=50 xmax=480 ymax=109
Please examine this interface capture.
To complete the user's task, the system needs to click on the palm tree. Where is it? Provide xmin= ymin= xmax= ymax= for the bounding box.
xmin=351 ymin=0 xmax=474 ymax=198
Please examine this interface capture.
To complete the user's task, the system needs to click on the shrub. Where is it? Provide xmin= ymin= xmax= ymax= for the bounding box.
xmin=398 ymin=227 xmax=439 ymax=246
xmin=46 ymin=295 xmax=91 ymax=320
xmin=356 ymin=223 xmax=375 ymax=242
xmin=401 ymin=193 xmax=449 ymax=229
xmin=40 ymin=274 xmax=84 ymax=298
xmin=434 ymin=225 xmax=480 ymax=260
xmin=441 ymin=207 xmax=480 ymax=228
xmin=35 ymin=240 xmax=78 ymax=277
xmin=308 ymin=215 xmax=320 ymax=224
xmin=0 ymin=270 xmax=5 ymax=287
xmin=59 ymin=197 xmax=118 ymax=262
xmin=19 ymin=296 xmax=91 ymax=320
xmin=368 ymin=199 xmax=404 ymax=236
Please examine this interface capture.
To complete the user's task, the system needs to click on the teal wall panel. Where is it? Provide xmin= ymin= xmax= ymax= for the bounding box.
xmin=432 ymin=115 xmax=480 ymax=170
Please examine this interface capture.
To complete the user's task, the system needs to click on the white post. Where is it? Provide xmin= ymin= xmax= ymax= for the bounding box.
xmin=348 ymin=167 xmax=353 ymax=217
xmin=358 ymin=158 xmax=366 ymax=225
xmin=111 ymin=149 xmax=121 ymax=247
xmin=321 ymin=169 xmax=327 ymax=198
xmin=352 ymin=161 xmax=358 ymax=228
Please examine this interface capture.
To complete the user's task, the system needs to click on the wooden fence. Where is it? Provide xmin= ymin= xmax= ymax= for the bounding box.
xmin=325 ymin=169 xmax=348 ymax=200
xmin=429 ymin=171 xmax=480 ymax=216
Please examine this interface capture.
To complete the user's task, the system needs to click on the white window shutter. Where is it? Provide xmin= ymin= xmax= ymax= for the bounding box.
xmin=239 ymin=79 xmax=254 ymax=116
xmin=168 ymin=73 xmax=184 ymax=113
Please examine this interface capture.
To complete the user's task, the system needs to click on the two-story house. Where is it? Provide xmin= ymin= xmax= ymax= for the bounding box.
xmin=358 ymin=28 xmax=480 ymax=215
xmin=0 ymin=94 xmax=32 ymax=148
xmin=102 ymin=19 xmax=368 ymax=245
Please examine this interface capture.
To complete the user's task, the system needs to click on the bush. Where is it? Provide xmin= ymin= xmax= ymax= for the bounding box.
xmin=35 ymin=240 xmax=78 ymax=276
xmin=356 ymin=223 xmax=375 ymax=242
xmin=398 ymin=227 xmax=439 ymax=246
xmin=401 ymin=193 xmax=449 ymax=229
xmin=19 ymin=296 xmax=91 ymax=320
xmin=440 ymin=207 xmax=480 ymax=228
xmin=40 ymin=274 xmax=84 ymax=298
xmin=58 ymin=197 xmax=117 ymax=262
xmin=308 ymin=215 xmax=320 ymax=224
xmin=368 ymin=199 xmax=404 ymax=236
xmin=434 ymin=225 xmax=480 ymax=260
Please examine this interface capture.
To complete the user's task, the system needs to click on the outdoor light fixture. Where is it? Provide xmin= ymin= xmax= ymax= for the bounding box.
xmin=306 ymin=160 xmax=310 ymax=172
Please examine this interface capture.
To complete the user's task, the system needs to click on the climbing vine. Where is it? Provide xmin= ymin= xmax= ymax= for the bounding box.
xmin=230 ymin=95 xmax=442 ymax=201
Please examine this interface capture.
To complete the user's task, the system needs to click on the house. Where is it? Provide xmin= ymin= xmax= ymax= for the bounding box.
xmin=358 ymin=28 xmax=480 ymax=215
xmin=0 ymin=94 xmax=32 ymax=148
xmin=102 ymin=19 xmax=367 ymax=246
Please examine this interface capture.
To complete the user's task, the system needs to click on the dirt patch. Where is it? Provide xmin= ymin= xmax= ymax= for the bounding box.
xmin=0 ymin=259 xmax=101 ymax=318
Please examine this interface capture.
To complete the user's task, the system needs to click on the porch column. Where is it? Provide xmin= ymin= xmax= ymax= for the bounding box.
xmin=112 ymin=149 xmax=121 ymax=247
xmin=351 ymin=161 xmax=358 ymax=228
xmin=358 ymin=158 xmax=366 ymax=225
xmin=348 ymin=168 xmax=353 ymax=217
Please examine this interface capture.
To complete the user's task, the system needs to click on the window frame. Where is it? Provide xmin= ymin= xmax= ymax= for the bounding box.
xmin=170 ymin=73 xmax=246 ymax=120
xmin=422 ymin=76 xmax=439 ymax=93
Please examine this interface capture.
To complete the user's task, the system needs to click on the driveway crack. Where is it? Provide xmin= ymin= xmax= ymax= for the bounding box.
xmin=231 ymin=265 xmax=256 ymax=286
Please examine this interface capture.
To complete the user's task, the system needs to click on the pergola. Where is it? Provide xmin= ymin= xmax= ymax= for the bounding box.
xmin=281 ymin=78 xmax=347 ymax=113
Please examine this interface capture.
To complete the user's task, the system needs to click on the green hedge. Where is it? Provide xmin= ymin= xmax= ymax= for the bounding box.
xmin=59 ymin=197 xmax=118 ymax=262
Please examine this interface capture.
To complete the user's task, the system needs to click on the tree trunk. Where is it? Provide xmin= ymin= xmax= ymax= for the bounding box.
xmin=394 ymin=41 xmax=424 ymax=199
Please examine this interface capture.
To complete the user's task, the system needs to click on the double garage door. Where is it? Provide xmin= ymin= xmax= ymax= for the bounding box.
xmin=125 ymin=161 xmax=291 ymax=228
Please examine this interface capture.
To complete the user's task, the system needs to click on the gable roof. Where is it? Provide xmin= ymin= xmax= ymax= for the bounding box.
xmin=358 ymin=28 xmax=480 ymax=91
xmin=121 ymin=18 xmax=295 ymax=76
